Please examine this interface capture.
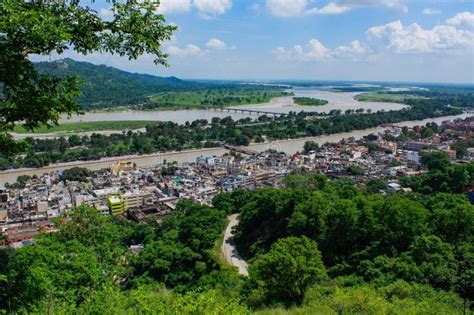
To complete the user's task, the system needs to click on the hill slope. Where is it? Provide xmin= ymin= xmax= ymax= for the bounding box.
xmin=34 ymin=59 xmax=289 ymax=111
xmin=34 ymin=59 xmax=199 ymax=109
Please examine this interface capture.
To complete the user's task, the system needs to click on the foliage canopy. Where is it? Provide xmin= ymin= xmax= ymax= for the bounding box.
xmin=0 ymin=0 xmax=176 ymax=153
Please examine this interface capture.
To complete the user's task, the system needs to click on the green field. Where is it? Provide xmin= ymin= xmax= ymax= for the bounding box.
xmin=13 ymin=121 xmax=155 ymax=134
xmin=355 ymin=93 xmax=422 ymax=102
xmin=293 ymin=97 xmax=328 ymax=106
xmin=145 ymin=88 xmax=290 ymax=110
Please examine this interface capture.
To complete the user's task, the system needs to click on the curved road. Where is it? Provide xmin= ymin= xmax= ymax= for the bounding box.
xmin=221 ymin=214 xmax=249 ymax=277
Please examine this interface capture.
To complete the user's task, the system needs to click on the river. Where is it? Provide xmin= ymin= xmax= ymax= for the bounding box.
xmin=0 ymin=113 xmax=470 ymax=187
xmin=58 ymin=87 xmax=406 ymax=124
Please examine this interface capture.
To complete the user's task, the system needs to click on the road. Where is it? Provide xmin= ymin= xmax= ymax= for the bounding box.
xmin=221 ymin=214 xmax=249 ymax=277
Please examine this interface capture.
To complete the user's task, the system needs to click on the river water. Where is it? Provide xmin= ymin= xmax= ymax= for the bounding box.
xmin=59 ymin=87 xmax=406 ymax=124
xmin=1 ymin=113 xmax=470 ymax=187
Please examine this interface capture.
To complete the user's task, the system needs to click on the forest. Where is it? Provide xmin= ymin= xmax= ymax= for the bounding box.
xmin=1 ymin=159 xmax=473 ymax=313
xmin=0 ymin=95 xmax=464 ymax=170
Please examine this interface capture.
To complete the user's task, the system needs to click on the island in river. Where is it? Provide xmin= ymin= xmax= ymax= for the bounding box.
xmin=293 ymin=97 xmax=329 ymax=106
xmin=2 ymin=83 xmax=472 ymax=184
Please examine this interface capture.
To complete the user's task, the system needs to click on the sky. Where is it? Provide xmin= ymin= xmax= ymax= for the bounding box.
xmin=35 ymin=0 xmax=474 ymax=83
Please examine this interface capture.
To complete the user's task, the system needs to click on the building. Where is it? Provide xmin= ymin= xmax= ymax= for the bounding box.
xmin=110 ymin=160 xmax=136 ymax=175
xmin=406 ymin=151 xmax=420 ymax=164
xmin=36 ymin=200 xmax=48 ymax=214
xmin=122 ymin=190 xmax=152 ymax=210
xmin=405 ymin=141 xmax=428 ymax=152
xmin=108 ymin=195 xmax=125 ymax=215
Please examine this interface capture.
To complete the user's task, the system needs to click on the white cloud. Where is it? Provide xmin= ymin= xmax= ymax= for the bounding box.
xmin=275 ymin=38 xmax=368 ymax=61
xmin=193 ymin=0 xmax=232 ymax=18
xmin=422 ymin=8 xmax=442 ymax=15
xmin=155 ymin=0 xmax=231 ymax=18
xmin=366 ymin=19 xmax=474 ymax=54
xmin=266 ymin=0 xmax=310 ymax=17
xmin=333 ymin=0 xmax=407 ymax=13
xmin=446 ymin=11 xmax=474 ymax=28
xmin=333 ymin=40 xmax=368 ymax=57
xmin=314 ymin=3 xmax=351 ymax=15
xmin=266 ymin=0 xmax=407 ymax=17
xmin=206 ymin=38 xmax=227 ymax=49
xmin=167 ymin=44 xmax=203 ymax=57
xmin=274 ymin=39 xmax=331 ymax=60
xmin=156 ymin=0 xmax=192 ymax=14
xmin=275 ymin=12 xmax=474 ymax=63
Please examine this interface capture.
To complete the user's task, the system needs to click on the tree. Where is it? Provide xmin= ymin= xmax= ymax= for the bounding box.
xmin=429 ymin=194 xmax=474 ymax=244
xmin=420 ymin=151 xmax=450 ymax=171
xmin=347 ymin=164 xmax=365 ymax=176
xmin=1 ymin=0 xmax=176 ymax=153
xmin=287 ymin=192 xmax=329 ymax=242
xmin=377 ymin=196 xmax=428 ymax=252
xmin=61 ymin=167 xmax=91 ymax=182
xmin=303 ymin=140 xmax=319 ymax=154
xmin=408 ymin=235 xmax=457 ymax=290
xmin=366 ymin=179 xmax=388 ymax=194
xmin=455 ymin=242 xmax=474 ymax=308
xmin=251 ymin=236 xmax=327 ymax=304
xmin=283 ymin=173 xmax=327 ymax=190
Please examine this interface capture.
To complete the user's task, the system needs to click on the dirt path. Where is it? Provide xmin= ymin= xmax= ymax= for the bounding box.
xmin=221 ymin=214 xmax=249 ymax=277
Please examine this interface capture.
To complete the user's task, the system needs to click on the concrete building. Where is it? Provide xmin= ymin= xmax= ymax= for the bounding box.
xmin=405 ymin=141 xmax=428 ymax=152
xmin=108 ymin=195 xmax=125 ymax=215
xmin=110 ymin=160 xmax=136 ymax=176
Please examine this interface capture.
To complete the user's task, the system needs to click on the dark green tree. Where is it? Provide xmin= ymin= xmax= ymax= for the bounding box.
xmin=251 ymin=236 xmax=327 ymax=304
xmin=421 ymin=151 xmax=450 ymax=171
xmin=0 ymin=0 xmax=176 ymax=153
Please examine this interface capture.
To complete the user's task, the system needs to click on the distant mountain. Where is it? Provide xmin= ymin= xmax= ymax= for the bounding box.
xmin=34 ymin=59 xmax=199 ymax=109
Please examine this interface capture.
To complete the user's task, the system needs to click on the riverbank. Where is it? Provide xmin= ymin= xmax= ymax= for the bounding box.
xmin=1 ymin=113 xmax=470 ymax=187
xmin=12 ymin=121 xmax=153 ymax=135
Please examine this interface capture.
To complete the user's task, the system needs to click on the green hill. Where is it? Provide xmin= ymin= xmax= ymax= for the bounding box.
xmin=34 ymin=59 xmax=288 ymax=111
xmin=34 ymin=58 xmax=199 ymax=110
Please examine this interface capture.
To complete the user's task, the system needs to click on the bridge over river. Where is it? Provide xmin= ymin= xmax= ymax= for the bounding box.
xmin=212 ymin=107 xmax=288 ymax=117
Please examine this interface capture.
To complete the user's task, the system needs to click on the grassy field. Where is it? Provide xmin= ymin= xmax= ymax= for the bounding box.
xmin=146 ymin=88 xmax=290 ymax=109
xmin=13 ymin=121 xmax=156 ymax=134
xmin=293 ymin=97 xmax=328 ymax=106
xmin=355 ymin=93 xmax=422 ymax=102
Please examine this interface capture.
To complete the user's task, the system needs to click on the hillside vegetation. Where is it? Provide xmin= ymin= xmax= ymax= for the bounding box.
xmin=34 ymin=59 xmax=194 ymax=109
xmin=1 ymin=165 xmax=473 ymax=313
xmin=35 ymin=59 xmax=288 ymax=110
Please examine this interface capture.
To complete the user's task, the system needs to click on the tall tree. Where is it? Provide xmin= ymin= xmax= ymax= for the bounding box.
xmin=251 ymin=236 xmax=327 ymax=304
xmin=0 ymin=0 xmax=176 ymax=153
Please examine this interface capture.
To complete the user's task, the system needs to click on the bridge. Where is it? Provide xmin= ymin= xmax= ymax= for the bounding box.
xmin=224 ymin=144 xmax=260 ymax=156
xmin=213 ymin=107 xmax=288 ymax=117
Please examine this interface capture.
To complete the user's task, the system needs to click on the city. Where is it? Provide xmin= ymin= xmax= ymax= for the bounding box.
xmin=2 ymin=0 xmax=474 ymax=313
xmin=2 ymin=116 xmax=473 ymax=248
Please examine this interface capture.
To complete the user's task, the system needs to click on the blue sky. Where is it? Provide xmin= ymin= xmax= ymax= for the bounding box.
xmin=37 ymin=0 xmax=474 ymax=83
